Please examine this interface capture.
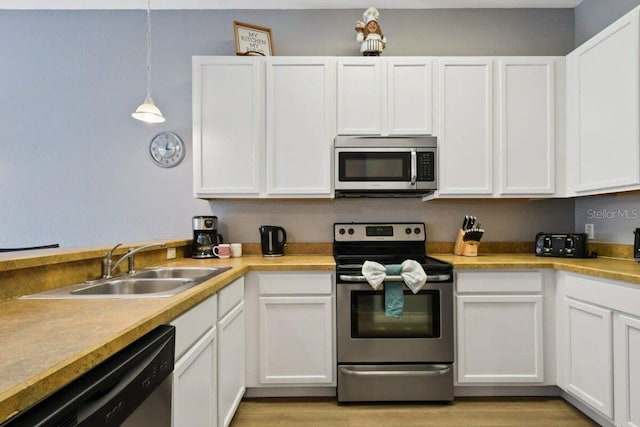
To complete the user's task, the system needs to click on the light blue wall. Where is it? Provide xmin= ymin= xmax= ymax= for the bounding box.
xmin=0 ymin=9 xmax=575 ymax=248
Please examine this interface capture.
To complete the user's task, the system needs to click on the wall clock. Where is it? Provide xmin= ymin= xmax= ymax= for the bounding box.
xmin=149 ymin=131 xmax=185 ymax=168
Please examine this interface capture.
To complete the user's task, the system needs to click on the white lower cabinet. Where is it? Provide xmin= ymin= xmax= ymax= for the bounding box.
xmin=614 ymin=313 xmax=640 ymax=427
xmin=564 ymin=297 xmax=613 ymax=417
xmin=245 ymin=271 xmax=335 ymax=391
xmin=217 ymin=278 xmax=246 ymax=427
xmin=170 ymin=295 xmax=218 ymax=427
xmin=455 ymin=271 xmax=546 ymax=384
xmin=557 ymin=271 xmax=640 ymax=425
xmin=173 ymin=328 xmax=217 ymax=427
xmin=259 ymin=295 xmax=333 ymax=384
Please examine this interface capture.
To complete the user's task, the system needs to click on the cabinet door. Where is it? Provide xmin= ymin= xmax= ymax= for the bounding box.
xmin=437 ymin=59 xmax=493 ymax=195
xmin=564 ymin=298 xmax=613 ymax=417
xmin=218 ymin=302 xmax=245 ymax=427
xmin=193 ymin=57 xmax=263 ymax=197
xmin=337 ymin=59 xmax=383 ymax=135
xmin=266 ymin=58 xmax=335 ymax=196
xmin=173 ymin=327 xmax=217 ymax=427
xmin=570 ymin=9 xmax=640 ymax=194
xmin=456 ymin=295 xmax=543 ymax=383
xmin=498 ymin=59 xmax=555 ymax=195
xmin=259 ymin=296 xmax=333 ymax=384
xmin=614 ymin=313 xmax=640 ymax=427
xmin=387 ymin=58 xmax=433 ymax=135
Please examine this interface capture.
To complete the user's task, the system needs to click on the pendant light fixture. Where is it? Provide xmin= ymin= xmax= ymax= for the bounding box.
xmin=132 ymin=0 xmax=165 ymax=123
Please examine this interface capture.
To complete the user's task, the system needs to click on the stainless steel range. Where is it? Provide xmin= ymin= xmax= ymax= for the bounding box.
xmin=334 ymin=222 xmax=454 ymax=403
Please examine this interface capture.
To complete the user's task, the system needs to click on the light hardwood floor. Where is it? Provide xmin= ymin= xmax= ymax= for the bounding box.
xmin=230 ymin=397 xmax=598 ymax=426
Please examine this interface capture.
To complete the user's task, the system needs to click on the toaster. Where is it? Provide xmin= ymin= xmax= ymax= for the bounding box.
xmin=535 ymin=233 xmax=589 ymax=258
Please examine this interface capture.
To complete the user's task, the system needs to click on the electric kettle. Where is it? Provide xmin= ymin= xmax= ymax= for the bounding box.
xmin=259 ymin=225 xmax=287 ymax=257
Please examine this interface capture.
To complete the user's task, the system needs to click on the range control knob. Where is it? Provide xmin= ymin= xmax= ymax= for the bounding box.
xmin=348 ymin=228 xmax=355 ymax=235
xmin=405 ymin=227 xmax=412 ymax=234
xmin=339 ymin=228 xmax=346 ymax=235
xmin=414 ymin=227 xmax=421 ymax=234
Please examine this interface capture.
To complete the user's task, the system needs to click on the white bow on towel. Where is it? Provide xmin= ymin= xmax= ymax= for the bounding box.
xmin=361 ymin=260 xmax=428 ymax=293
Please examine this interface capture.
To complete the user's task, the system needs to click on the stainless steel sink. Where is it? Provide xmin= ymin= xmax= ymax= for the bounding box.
xmin=71 ymin=278 xmax=195 ymax=296
xmin=131 ymin=267 xmax=221 ymax=280
xmin=20 ymin=266 xmax=232 ymax=299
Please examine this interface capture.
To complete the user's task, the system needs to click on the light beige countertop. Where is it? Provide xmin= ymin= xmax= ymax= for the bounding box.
xmin=1 ymin=251 xmax=639 ymax=422
xmin=433 ymin=253 xmax=640 ymax=285
xmin=0 ymin=255 xmax=334 ymax=422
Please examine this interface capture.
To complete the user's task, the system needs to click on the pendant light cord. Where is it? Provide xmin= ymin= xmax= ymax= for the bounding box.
xmin=145 ymin=0 xmax=152 ymax=99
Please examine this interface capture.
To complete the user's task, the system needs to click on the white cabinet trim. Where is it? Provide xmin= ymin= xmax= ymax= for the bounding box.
xmin=386 ymin=58 xmax=433 ymax=135
xmin=456 ymin=294 xmax=544 ymax=383
xmin=218 ymin=301 xmax=246 ymax=427
xmin=571 ymin=10 xmax=640 ymax=194
xmin=337 ymin=58 xmax=384 ymax=135
xmin=498 ymin=59 xmax=555 ymax=195
xmin=192 ymin=56 xmax=263 ymax=196
xmin=564 ymin=297 xmax=613 ymax=418
xmin=437 ymin=58 xmax=494 ymax=195
xmin=265 ymin=57 xmax=335 ymax=196
xmin=259 ymin=295 xmax=334 ymax=384
xmin=614 ymin=313 xmax=640 ymax=427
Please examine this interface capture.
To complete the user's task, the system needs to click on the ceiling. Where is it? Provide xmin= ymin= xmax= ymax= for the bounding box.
xmin=0 ymin=0 xmax=585 ymax=10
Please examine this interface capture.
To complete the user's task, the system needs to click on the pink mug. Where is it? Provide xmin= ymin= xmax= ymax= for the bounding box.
xmin=213 ymin=244 xmax=231 ymax=259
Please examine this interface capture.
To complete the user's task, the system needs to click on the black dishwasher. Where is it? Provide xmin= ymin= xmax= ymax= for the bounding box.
xmin=1 ymin=325 xmax=175 ymax=427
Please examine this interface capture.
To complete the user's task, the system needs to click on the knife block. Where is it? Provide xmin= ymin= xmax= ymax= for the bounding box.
xmin=454 ymin=229 xmax=479 ymax=257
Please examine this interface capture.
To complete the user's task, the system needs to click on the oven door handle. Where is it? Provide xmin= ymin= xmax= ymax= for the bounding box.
xmin=340 ymin=365 xmax=451 ymax=377
xmin=339 ymin=274 xmax=452 ymax=282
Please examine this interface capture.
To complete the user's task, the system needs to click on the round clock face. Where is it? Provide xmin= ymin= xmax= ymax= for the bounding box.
xmin=149 ymin=132 xmax=185 ymax=168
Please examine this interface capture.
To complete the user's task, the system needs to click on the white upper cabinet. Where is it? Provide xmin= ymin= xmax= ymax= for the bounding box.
xmin=498 ymin=59 xmax=556 ymax=195
xmin=337 ymin=57 xmax=433 ymax=135
xmin=436 ymin=58 xmax=494 ymax=196
xmin=193 ymin=57 xmax=335 ymax=199
xmin=566 ymin=7 xmax=640 ymax=195
xmin=266 ymin=58 xmax=335 ymax=196
xmin=337 ymin=58 xmax=383 ymax=135
xmin=428 ymin=56 xmax=562 ymax=199
xmin=193 ymin=57 xmax=263 ymax=197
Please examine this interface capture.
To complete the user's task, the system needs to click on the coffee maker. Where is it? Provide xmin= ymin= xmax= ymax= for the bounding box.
xmin=192 ymin=216 xmax=223 ymax=258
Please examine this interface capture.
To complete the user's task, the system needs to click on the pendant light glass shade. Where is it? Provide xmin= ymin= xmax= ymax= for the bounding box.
xmin=132 ymin=95 xmax=165 ymax=123
xmin=132 ymin=0 xmax=165 ymax=123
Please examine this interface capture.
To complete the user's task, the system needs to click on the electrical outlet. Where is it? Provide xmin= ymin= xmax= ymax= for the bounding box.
xmin=166 ymin=247 xmax=176 ymax=259
xmin=585 ymin=224 xmax=595 ymax=240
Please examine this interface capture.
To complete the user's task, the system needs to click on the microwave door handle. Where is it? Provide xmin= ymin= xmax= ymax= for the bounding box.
xmin=410 ymin=149 xmax=417 ymax=185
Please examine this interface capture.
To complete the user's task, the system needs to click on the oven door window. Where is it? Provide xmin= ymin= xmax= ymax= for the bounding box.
xmin=339 ymin=152 xmax=411 ymax=182
xmin=351 ymin=290 xmax=441 ymax=338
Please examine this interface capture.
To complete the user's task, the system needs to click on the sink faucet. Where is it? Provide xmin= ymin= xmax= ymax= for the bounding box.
xmin=102 ymin=242 xmax=166 ymax=279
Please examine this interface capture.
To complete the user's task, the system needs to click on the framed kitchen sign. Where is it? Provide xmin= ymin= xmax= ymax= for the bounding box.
xmin=233 ymin=21 xmax=274 ymax=56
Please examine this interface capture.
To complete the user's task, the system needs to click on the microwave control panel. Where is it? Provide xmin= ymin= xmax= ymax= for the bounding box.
xmin=417 ymin=152 xmax=435 ymax=182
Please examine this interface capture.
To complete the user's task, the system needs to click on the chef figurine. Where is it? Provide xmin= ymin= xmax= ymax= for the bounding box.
xmin=355 ymin=7 xmax=386 ymax=56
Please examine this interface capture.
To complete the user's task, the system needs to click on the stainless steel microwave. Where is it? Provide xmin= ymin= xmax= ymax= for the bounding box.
xmin=334 ymin=136 xmax=437 ymax=197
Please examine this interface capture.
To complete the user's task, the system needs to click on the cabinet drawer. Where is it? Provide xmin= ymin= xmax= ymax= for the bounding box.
xmin=259 ymin=272 xmax=332 ymax=295
xmin=219 ymin=277 xmax=245 ymax=319
xmin=456 ymin=271 xmax=542 ymax=293
xmin=171 ymin=294 xmax=217 ymax=359
xmin=564 ymin=272 xmax=640 ymax=315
